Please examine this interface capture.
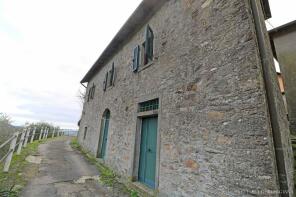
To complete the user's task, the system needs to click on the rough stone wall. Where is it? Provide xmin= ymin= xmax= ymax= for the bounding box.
xmin=78 ymin=0 xmax=292 ymax=196
xmin=273 ymin=31 xmax=296 ymax=136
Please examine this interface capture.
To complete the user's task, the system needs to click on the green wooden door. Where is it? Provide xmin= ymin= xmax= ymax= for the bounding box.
xmin=100 ymin=118 xmax=109 ymax=158
xmin=99 ymin=110 xmax=110 ymax=159
xmin=138 ymin=116 xmax=158 ymax=188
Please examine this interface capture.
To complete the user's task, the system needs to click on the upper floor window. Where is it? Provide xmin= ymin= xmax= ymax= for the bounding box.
xmin=87 ymin=84 xmax=96 ymax=102
xmin=103 ymin=63 xmax=115 ymax=91
xmin=83 ymin=127 xmax=88 ymax=140
xmin=132 ymin=25 xmax=154 ymax=72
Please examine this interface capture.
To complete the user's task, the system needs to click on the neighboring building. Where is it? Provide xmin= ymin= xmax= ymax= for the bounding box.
xmin=78 ymin=0 xmax=294 ymax=196
xmin=277 ymin=72 xmax=285 ymax=94
xmin=270 ymin=20 xmax=296 ymax=136
xmin=276 ymin=70 xmax=289 ymax=116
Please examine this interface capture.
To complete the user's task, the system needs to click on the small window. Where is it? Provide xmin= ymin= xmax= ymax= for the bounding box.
xmin=139 ymin=98 xmax=159 ymax=112
xmin=83 ymin=127 xmax=88 ymax=140
xmin=132 ymin=25 xmax=154 ymax=73
xmin=90 ymin=84 xmax=95 ymax=99
xmin=87 ymin=84 xmax=96 ymax=101
xmin=103 ymin=63 xmax=116 ymax=91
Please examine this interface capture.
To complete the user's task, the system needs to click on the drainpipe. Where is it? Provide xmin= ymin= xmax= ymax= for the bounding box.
xmin=250 ymin=0 xmax=289 ymax=196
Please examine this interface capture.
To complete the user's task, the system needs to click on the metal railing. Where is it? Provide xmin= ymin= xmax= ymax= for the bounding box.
xmin=0 ymin=126 xmax=63 ymax=172
xmin=60 ymin=129 xmax=78 ymax=137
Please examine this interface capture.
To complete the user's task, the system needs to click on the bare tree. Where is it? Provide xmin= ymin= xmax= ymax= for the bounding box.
xmin=0 ymin=113 xmax=12 ymax=125
xmin=0 ymin=113 xmax=16 ymax=147
xmin=77 ymin=88 xmax=86 ymax=108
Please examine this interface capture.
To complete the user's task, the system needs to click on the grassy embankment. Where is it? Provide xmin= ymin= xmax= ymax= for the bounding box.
xmin=70 ymin=138 xmax=139 ymax=197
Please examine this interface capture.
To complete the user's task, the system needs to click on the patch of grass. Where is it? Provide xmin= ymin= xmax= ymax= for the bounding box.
xmin=70 ymin=138 xmax=139 ymax=197
xmin=0 ymin=139 xmax=46 ymax=196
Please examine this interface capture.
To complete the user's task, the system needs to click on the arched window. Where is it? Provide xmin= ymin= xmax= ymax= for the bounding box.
xmin=97 ymin=109 xmax=110 ymax=158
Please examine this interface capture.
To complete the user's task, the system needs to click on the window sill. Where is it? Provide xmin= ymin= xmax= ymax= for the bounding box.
xmin=138 ymin=61 xmax=154 ymax=73
xmin=137 ymin=110 xmax=158 ymax=117
xmin=104 ymin=85 xmax=115 ymax=92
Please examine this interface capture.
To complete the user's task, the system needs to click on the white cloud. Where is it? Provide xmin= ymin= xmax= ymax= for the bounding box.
xmin=0 ymin=0 xmax=142 ymax=129
xmin=267 ymin=0 xmax=296 ymax=29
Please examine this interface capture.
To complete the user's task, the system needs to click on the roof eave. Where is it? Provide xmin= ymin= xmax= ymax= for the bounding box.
xmin=261 ymin=0 xmax=272 ymax=20
xmin=269 ymin=20 xmax=296 ymax=36
xmin=80 ymin=0 xmax=168 ymax=83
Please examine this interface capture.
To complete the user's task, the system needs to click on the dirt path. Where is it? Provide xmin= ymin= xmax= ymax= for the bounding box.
xmin=21 ymin=137 xmax=112 ymax=197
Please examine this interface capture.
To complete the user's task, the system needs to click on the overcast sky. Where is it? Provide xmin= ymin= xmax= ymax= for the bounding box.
xmin=0 ymin=0 xmax=295 ymax=129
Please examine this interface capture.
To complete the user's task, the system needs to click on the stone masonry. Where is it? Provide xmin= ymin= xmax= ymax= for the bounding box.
xmin=78 ymin=0 xmax=294 ymax=196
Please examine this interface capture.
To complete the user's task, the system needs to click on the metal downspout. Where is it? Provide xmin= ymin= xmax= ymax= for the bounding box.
xmin=250 ymin=0 xmax=289 ymax=196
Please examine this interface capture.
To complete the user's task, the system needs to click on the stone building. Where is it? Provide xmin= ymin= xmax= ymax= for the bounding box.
xmin=270 ymin=20 xmax=296 ymax=136
xmin=78 ymin=0 xmax=294 ymax=196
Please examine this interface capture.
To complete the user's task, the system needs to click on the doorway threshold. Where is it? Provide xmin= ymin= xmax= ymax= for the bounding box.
xmin=129 ymin=181 xmax=156 ymax=197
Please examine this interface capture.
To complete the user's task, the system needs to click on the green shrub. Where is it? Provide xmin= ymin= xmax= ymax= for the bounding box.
xmin=0 ymin=140 xmax=43 ymax=196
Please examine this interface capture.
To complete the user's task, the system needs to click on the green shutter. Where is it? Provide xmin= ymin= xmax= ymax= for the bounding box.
xmin=87 ymin=88 xmax=91 ymax=102
xmin=90 ymin=87 xmax=92 ymax=99
xmin=93 ymin=86 xmax=96 ymax=97
xmin=91 ymin=85 xmax=95 ymax=99
xmin=110 ymin=63 xmax=115 ymax=86
xmin=133 ymin=45 xmax=140 ymax=72
xmin=103 ymin=72 xmax=108 ymax=91
xmin=145 ymin=25 xmax=154 ymax=63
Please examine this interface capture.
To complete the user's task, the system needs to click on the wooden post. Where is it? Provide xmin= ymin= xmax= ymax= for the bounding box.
xmin=52 ymin=128 xmax=54 ymax=138
xmin=30 ymin=127 xmax=36 ymax=143
xmin=23 ymin=127 xmax=30 ymax=147
xmin=46 ymin=128 xmax=50 ymax=139
xmin=17 ymin=130 xmax=26 ymax=155
xmin=43 ymin=128 xmax=47 ymax=139
xmin=45 ymin=129 xmax=48 ymax=138
xmin=39 ymin=128 xmax=43 ymax=140
xmin=3 ymin=132 xmax=19 ymax=172
xmin=41 ymin=128 xmax=46 ymax=140
xmin=45 ymin=128 xmax=48 ymax=139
